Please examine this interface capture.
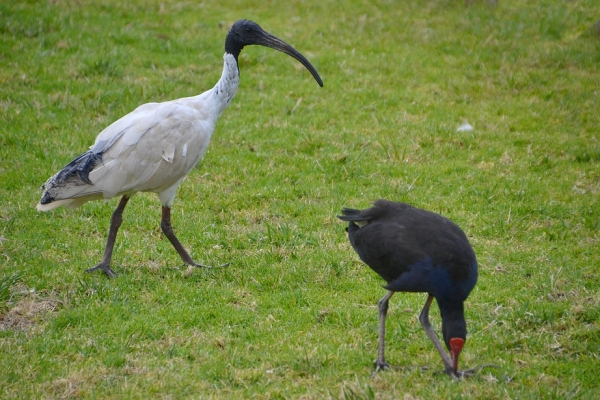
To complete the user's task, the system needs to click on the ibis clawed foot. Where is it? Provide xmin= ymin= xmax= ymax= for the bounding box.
xmin=86 ymin=263 xmax=117 ymax=279
xmin=374 ymin=360 xmax=391 ymax=372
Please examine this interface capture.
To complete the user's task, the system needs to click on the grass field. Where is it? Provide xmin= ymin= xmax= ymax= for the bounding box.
xmin=1 ymin=0 xmax=599 ymax=398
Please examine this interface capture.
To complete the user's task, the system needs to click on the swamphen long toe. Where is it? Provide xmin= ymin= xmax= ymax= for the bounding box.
xmin=338 ymin=199 xmax=478 ymax=378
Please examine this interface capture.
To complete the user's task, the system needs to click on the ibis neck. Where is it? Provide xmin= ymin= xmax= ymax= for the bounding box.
xmin=211 ymin=53 xmax=240 ymax=118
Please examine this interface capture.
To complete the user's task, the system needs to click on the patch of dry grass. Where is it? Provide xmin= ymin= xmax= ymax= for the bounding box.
xmin=0 ymin=284 xmax=60 ymax=333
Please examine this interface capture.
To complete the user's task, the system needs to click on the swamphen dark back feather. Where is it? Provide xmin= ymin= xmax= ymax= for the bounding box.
xmin=338 ymin=199 xmax=478 ymax=377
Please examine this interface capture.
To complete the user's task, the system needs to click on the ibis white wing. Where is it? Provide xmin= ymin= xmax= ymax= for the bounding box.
xmin=88 ymin=101 xmax=215 ymax=199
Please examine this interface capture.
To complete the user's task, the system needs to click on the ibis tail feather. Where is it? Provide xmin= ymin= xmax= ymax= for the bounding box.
xmin=38 ymin=151 xmax=103 ymax=210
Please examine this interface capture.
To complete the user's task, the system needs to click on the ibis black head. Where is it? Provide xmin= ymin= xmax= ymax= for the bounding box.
xmin=225 ymin=19 xmax=323 ymax=87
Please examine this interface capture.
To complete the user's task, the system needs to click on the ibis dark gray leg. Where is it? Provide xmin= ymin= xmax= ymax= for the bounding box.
xmin=160 ymin=206 xmax=208 ymax=268
xmin=375 ymin=290 xmax=395 ymax=371
xmin=86 ymin=195 xmax=130 ymax=278
xmin=418 ymin=294 xmax=455 ymax=375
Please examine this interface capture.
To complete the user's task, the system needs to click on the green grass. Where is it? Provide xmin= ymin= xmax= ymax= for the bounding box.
xmin=1 ymin=0 xmax=599 ymax=398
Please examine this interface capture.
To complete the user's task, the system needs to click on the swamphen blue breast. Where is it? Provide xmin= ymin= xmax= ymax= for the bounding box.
xmin=338 ymin=199 xmax=478 ymax=377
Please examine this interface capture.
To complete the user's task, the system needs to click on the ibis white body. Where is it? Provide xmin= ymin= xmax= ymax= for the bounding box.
xmin=38 ymin=54 xmax=239 ymax=211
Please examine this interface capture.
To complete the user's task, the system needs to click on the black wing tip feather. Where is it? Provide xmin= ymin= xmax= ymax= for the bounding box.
xmin=55 ymin=151 xmax=102 ymax=185
xmin=38 ymin=151 xmax=102 ymax=205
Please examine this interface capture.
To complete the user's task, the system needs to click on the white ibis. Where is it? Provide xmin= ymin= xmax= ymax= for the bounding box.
xmin=37 ymin=20 xmax=323 ymax=278
xmin=338 ymin=200 xmax=478 ymax=378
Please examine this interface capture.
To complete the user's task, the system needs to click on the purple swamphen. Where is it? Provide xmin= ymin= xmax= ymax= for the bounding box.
xmin=338 ymin=199 xmax=478 ymax=377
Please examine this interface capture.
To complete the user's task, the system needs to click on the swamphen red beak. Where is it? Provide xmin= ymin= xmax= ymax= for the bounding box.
xmin=449 ymin=338 xmax=465 ymax=375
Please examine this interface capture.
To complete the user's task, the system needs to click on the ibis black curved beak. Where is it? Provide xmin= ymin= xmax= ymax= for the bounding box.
xmin=226 ymin=20 xmax=323 ymax=87
xmin=257 ymin=32 xmax=323 ymax=87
